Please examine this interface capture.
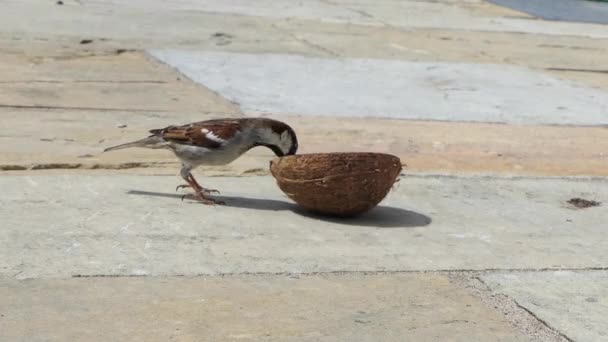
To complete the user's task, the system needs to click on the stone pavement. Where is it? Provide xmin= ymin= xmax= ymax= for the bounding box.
xmin=1 ymin=1 xmax=607 ymax=341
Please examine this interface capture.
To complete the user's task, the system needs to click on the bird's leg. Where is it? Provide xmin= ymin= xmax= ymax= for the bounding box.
xmin=188 ymin=173 xmax=220 ymax=194
xmin=175 ymin=174 xmax=220 ymax=194
xmin=178 ymin=167 xmax=224 ymax=205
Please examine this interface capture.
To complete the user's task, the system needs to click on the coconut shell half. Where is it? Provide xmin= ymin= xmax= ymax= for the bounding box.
xmin=270 ymin=152 xmax=402 ymax=217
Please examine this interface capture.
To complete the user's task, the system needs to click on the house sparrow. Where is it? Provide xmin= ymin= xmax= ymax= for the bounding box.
xmin=104 ymin=117 xmax=298 ymax=204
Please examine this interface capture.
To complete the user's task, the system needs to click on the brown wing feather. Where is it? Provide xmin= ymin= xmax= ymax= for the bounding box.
xmin=149 ymin=119 xmax=242 ymax=149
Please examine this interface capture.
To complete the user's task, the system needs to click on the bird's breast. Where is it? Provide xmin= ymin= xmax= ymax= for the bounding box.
xmin=171 ymin=143 xmax=245 ymax=166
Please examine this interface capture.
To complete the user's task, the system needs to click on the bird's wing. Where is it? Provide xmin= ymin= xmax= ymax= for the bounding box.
xmin=150 ymin=119 xmax=243 ymax=149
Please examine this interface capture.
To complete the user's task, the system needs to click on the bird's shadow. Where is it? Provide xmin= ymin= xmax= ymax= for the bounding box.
xmin=127 ymin=190 xmax=431 ymax=228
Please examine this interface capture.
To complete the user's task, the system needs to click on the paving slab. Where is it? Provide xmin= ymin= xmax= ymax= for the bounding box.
xmin=0 ymin=273 xmax=528 ymax=342
xmin=322 ymin=0 xmax=608 ymax=37
xmin=150 ymin=50 xmax=608 ymax=126
xmin=482 ymin=270 xmax=608 ymax=342
xmin=0 ymin=52 xmax=239 ymax=113
xmin=0 ymin=82 xmax=207 ymax=112
xmin=3 ymin=109 xmax=607 ymax=176
xmin=1 ymin=175 xmax=606 ymax=279
xmin=270 ymin=23 xmax=608 ymax=77
xmin=0 ymin=2 xmax=297 ymax=46
xmin=0 ymin=52 xmax=174 ymax=83
xmin=4 ymin=0 xmax=604 ymax=39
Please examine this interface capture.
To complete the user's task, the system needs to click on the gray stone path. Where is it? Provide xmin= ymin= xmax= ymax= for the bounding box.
xmin=2 ymin=0 xmax=608 ymax=341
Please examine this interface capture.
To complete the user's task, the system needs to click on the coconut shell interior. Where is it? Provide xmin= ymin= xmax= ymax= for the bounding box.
xmin=270 ymin=152 xmax=402 ymax=217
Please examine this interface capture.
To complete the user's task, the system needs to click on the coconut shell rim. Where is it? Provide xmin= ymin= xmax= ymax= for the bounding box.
xmin=269 ymin=152 xmax=402 ymax=179
xmin=271 ymin=152 xmax=401 ymax=163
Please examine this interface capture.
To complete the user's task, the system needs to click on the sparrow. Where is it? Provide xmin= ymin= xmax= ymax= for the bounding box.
xmin=104 ymin=117 xmax=298 ymax=204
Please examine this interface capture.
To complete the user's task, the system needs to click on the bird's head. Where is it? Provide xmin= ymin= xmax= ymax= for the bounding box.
xmin=256 ymin=119 xmax=298 ymax=157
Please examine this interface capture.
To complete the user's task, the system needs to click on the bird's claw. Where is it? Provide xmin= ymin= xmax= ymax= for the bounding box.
xmin=176 ymin=184 xmax=220 ymax=194
xmin=181 ymin=193 xmax=225 ymax=205
xmin=176 ymin=184 xmax=190 ymax=191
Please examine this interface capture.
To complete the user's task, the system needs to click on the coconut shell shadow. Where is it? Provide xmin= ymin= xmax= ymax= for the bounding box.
xmin=291 ymin=205 xmax=431 ymax=228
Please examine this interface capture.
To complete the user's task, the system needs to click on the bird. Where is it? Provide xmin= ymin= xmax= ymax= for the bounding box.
xmin=104 ymin=117 xmax=298 ymax=205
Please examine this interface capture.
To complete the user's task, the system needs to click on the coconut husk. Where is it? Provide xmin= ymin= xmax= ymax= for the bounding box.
xmin=270 ymin=152 xmax=402 ymax=217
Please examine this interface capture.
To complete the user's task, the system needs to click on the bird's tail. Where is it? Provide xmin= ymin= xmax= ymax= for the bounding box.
xmin=103 ymin=136 xmax=164 ymax=152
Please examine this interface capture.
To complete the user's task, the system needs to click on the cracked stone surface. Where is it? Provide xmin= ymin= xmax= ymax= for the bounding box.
xmin=481 ymin=271 xmax=608 ymax=342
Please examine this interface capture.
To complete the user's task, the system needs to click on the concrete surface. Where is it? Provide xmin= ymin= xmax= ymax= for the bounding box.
xmin=2 ymin=174 xmax=606 ymax=279
xmin=2 ymin=0 xmax=608 ymax=340
xmin=482 ymin=271 xmax=608 ymax=341
xmin=0 ymin=274 xmax=528 ymax=342
xmin=489 ymin=0 xmax=608 ymax=24
xmin=151 ymin=50 xmax=608 ymax=125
